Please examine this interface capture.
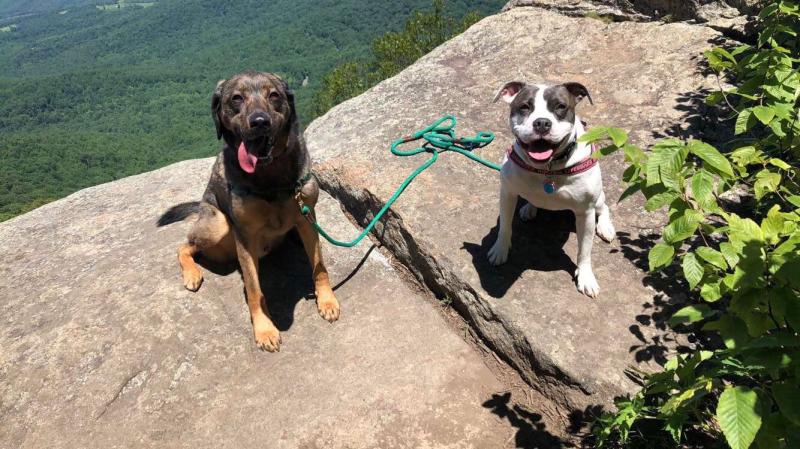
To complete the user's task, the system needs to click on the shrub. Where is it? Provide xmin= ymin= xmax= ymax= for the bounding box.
xmin=584 ymin=2 xmax=800 ymax=448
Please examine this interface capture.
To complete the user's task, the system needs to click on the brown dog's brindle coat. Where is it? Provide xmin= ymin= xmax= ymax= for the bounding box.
xmin=158 ymin=71 xmax=339 ymax=352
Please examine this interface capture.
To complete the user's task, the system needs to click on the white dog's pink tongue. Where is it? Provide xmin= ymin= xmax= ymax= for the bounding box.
xmin=528 ymin=149 xmax=554 ymax=161
xmin=237 ymin=141 xmax=258 ymax=174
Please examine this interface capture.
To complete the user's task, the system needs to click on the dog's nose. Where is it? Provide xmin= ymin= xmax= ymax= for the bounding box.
xmin=533 ymin=118 xmax=552 ymax=134
xmin=248 ymin=112 xmax=270 ymax=129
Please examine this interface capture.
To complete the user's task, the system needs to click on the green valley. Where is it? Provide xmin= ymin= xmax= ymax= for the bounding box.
xmin=0 ymin=0 xmax=505 ymax=221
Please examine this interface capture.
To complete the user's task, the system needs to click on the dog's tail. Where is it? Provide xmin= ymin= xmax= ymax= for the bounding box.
xmin=157 ymin=202 xmax=200 ymax=227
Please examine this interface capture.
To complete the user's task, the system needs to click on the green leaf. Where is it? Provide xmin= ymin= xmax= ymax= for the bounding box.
xmin=740 ymin=310 xmax=775 ymax=337
xmin=786 ymin=195 xmax=800 ymax=207
xmin=717 ymin=386 xmax=762 ymax=449
xmin=597 ymin=145 xmax=618 ymax=157
xmin=775 ymin=257 xmax=800 ymax=289
xmin=731 ymin=290 xmax=761 ymax=315
xmin=696 ymin=247 xmax=728 ymax=270
xmin=607 ymin=128 xmax=628 ymax=147
xmin=682 ymin=253 xmax=704 ymax=289
xmin=736 ymin=108 xmax=756 ymax=135
xmin=755 ymin=413 xmax=788 ymax=449
xmin=649 ymin=243 xmax=675 ymax=271
xmin=761 ymin=205 xmax=785 ymax=245
xmin=729 ymin=215 xmax=765 ymax=244
xmin=578 ymin=127 xmax=608 ymax=143
xmin=645 ymin=191 xmax=678 ymax=212
xmin=752 ymin=105 xmax=776 ymax=124
xmin=701 ymin=280 xmax=723 ymax=302
xmin=688 ymin=141 xmax=734 ymax=178
xmin=691 ymin=169 xmax=717 ymax=210
xmin=663 ymin=211 xmax=701 ymax=244
xmin=669 ymin=304 xmax=715 ymax=326
xmin=646 ymin=139 xmax=685 ymax=188
xmin=731 ymin=146 xmax=764 ymax=167
xmin=622 ymin=143 xmax=646 ymax=165
xmin=754 ymin=169 xmax=781 ymax=200
xmin=720 ymin=242 xmax=741 ymax=267
xmin=706 ymin=91 xmax=724 ymax=106
xmin=704 ymin=315 xmax=751 ymax=349
xmin=768 ymin=158 xmax=791 ymax=170
xmin=772 ymin=383 xmax=800 ymax=426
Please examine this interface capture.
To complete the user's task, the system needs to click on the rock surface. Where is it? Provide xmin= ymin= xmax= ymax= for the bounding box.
xmin=504 ymin=0 xmax=759 ymax=22
xmin=503 ymin=0 xmax=756 ymax=38
xmin=0 ymin=159 xmax=518 ymax=448
xmin=306 ymin=7 xmax=720 ymax=411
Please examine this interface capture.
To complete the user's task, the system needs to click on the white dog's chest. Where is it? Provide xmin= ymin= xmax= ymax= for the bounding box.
xmin=503 ymin=162 xmax=602 ymax=212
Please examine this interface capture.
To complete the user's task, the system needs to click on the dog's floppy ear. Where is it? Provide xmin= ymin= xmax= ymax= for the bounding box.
xmin=564 ymin=82 xmax=593 ymax=105
xmin=493 ymin=81 xmax=525 ymax=104
xmin=211 ymin=79 xmax=225 ymax=140
xmin=281 ymin=79 xmax=298 ymax=130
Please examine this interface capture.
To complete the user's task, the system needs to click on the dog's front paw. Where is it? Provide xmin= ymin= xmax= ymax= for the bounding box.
xmin=253 ymin=322 xmax=282 ymax=352
xmin=596 ymin=214 xmax=616 ymax=243
xmin=519 ymin=203 xmax=538 ymax=222
xmin=317 ymin=293 xmax=340 ymax=323
xmin=575 ymin=266 xmax=600 ymax=298
xmin=182 ymin=267 xmax=203 ymax=292
xmin=487 ymin=238 xmax=511 ymax=266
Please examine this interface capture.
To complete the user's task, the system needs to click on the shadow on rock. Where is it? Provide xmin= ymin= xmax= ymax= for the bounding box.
xmin=483 ymin=392 xmax=572 ymax=449
xmin=197 ymin=230 xmax=373 ymax=331
xmin=255 ymin=230 xmax=315 ymax=331
xmin=566 ymin=405 xmax=606 ymax=448
xmin=616 ymin=232 xmax=710 ymax=367
xmin=652 ymin=36 xmax=736 ymax=149
xmin=463 ymin=203 xmax=575 ymax=298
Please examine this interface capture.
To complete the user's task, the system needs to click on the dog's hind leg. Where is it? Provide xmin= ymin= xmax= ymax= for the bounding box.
xmin=296 ymin=214 xmax=340 ymax=323
xmin=594 ymin=191 xmax=616 ymax=243
xmin=574 ymin=208 xmax=600 ymax=298
xmin=179 ymin=203 xmax=233 ymax=292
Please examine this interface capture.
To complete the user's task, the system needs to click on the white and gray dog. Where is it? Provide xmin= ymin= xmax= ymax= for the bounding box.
xmin=488 ymin=81 xmax=615 ymax=298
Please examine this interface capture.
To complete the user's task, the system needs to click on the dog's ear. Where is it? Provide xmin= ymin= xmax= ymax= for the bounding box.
xmin=281 ymin=79 xmax=298 ymax=129
xmin=211 ymin=79 xmax=225 ymax=140
xmin=563 ymin=82 xmax=593 ymax=105
xmin=493 ymin=81 xmax=525 ymax=104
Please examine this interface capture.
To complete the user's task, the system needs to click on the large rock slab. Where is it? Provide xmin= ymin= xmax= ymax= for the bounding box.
xmin=0 ymin=159 xmax=517 ymax=448
xmin=306 ymin=7 xmax=720 ymax=411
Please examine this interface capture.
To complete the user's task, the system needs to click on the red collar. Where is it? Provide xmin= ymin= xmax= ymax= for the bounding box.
xmin=506 ymin=144 xmax=598 ymax=176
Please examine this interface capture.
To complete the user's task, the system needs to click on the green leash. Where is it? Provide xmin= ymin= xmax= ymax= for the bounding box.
xmin=299 ymin=115 xmax=499 ymax=248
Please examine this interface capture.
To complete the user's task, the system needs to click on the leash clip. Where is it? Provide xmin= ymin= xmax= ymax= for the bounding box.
xmin=296 ymin=192 xmax=312 ymax=217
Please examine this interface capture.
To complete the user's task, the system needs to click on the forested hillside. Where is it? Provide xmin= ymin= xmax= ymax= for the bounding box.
xmin=0 ymin=0 xmax=505 ymax=221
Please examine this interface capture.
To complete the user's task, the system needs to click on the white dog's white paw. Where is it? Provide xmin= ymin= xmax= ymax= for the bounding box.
xmin=487 ymin=238 xmax=511 ymax=266
xmin=596 ymin=214 xmax=616 ymax=243
xmin=519 ymin=203 xmax=538 ymax=222
xmin=575 ymin=266 xmax=600 ymax=298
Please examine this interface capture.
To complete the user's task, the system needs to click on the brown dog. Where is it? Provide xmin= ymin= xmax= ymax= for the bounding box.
xmin=157 ymin=71 xmax=339 ymax=352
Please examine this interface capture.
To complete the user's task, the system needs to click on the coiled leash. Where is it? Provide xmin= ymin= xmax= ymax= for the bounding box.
xmin=298 ymin=115 xmax=498 ymax=247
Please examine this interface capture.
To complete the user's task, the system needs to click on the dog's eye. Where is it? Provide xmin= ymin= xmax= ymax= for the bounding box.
xmin=519 ymin=103 xmax=531 ymax=111
xmin=269 ymin=91 xmax=281 ymax=102
xmin=231 ymin=94 xmax=244 ymax=105
xmin=556 ymin=103 xmax=567 ymax=111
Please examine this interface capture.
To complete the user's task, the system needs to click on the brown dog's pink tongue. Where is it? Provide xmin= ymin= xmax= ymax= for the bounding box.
xmin=237 ymin=141 xmax=258 ymax=174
